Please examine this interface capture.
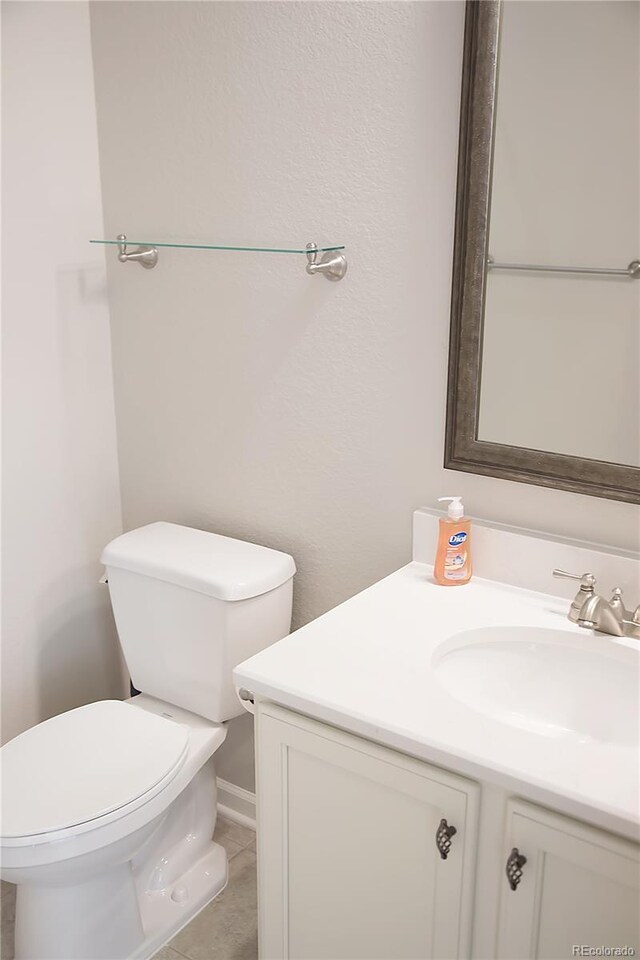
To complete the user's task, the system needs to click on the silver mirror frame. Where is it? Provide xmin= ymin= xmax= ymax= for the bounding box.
xmin=444 ymin=0 xmax=639 ymax=505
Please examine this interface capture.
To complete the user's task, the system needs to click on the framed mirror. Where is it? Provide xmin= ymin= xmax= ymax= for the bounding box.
xmin=445 ymin=0 xmax=639 ymax=504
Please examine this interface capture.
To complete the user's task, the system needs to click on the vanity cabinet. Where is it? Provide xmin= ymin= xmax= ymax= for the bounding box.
xmin=255 ymin=703 xmax=640 ymax=960
xmin=256 ymin=703 xmax=479 ymax=960
xmin=497 ymin=800 xmax=640 ymax=959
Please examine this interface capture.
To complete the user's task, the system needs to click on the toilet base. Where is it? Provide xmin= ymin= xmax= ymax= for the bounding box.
xmin=133 ymin=841 xmax=228 ymax=959
xmin=15 ymin=860 xmax=146 ymax=960
xmin=14 ymin=840 xmax=227 ymax=960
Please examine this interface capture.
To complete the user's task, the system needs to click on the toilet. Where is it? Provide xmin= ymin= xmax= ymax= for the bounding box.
xmin=0 ymin=522 xmax=295 ymax=960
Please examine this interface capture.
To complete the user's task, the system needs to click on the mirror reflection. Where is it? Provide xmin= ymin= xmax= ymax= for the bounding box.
xmin=478 ymin=1 xmax=639 ymax=467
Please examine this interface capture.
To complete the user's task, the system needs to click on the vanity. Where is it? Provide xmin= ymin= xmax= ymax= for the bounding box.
xmin=234 ymin=512 xmax=639 ymax=960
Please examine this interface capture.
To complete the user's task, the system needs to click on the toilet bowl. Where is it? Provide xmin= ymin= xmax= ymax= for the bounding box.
xmin=0 ymin=523 xmax=295 ymax=959
xmin=2 ymin=697 xmax=227 ymax=960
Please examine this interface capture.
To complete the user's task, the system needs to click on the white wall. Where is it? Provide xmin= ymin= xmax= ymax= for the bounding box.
xmin=481 ymin=1 xmax=640 ymax=464
xmin=89 ymin=1 xmax=639 ymax=792
xmin=1 ymin=2 xmax=124 ymax=745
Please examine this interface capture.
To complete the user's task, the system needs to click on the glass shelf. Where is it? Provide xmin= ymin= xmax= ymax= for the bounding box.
xmin=90 ymin=239 xmax=345 ymax=254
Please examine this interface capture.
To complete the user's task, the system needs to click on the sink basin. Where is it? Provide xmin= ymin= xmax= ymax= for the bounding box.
xmin=433 ymin=627 xmax=639 ymax=747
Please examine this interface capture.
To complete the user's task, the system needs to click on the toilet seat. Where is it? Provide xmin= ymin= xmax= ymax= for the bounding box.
xmin=0 ymin=700 xmax=189 ymax=844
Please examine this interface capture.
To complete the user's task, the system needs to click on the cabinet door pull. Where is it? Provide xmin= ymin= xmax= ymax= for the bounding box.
xmin=435 ymin=818 xmax=457 ymax=859
xmin=506 ymin=847 xmax=527 ymax=890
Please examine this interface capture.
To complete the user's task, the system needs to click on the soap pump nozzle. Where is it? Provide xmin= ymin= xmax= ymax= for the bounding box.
xmin=438 ymin=496 xmax=464 ymax=520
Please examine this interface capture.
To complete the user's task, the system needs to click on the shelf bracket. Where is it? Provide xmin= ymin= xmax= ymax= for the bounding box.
xmin=306 ymin=242 xmax=347 ymax=281
xmin=117 ymin=234 xmax=158 ymax=269
xmin=108 ymin=235 xmax=346 ymax=278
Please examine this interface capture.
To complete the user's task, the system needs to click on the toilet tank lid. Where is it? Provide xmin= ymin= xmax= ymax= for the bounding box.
xmin=101 ymin=522 xmax=296 ymax=601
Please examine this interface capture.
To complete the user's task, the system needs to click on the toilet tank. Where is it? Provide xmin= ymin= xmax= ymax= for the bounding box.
xmin=101 ymin=523 xmax=295 ymax=722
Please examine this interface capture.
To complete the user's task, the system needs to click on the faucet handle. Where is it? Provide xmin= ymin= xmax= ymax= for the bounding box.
xmin=553 ymin=569 xmax=596 ymax=588
xmin=553 ymin=569 xmax=596 ymax=623
xmin=608 ymin=587 xmax=626 ymax=623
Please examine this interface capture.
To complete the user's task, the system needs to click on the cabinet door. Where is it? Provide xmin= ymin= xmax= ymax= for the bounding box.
xmin=497 ymin=800 xmax=640 ymax=959
xmin=256 ymin=703 xmax=478 ymax=960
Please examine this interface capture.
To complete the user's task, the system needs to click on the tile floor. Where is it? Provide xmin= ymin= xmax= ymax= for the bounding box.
xmin=0 ymin=816 xmax=257 ymax=960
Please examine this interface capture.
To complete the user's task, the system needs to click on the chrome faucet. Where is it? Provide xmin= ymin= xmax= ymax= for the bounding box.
xmin=553 ymin=569 xmax=640 ymax=641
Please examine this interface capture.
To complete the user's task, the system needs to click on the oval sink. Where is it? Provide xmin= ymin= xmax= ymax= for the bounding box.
xmin=433 ymin=627 xmax=639 ymax=747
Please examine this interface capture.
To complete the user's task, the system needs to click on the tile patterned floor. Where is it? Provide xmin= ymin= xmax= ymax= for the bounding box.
xmin=0 ymin=816 xmax=257 ymax=960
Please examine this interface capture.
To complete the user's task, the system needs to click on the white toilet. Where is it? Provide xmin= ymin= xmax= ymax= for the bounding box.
xmin=0 ymin=522 xmax=295 ymax=960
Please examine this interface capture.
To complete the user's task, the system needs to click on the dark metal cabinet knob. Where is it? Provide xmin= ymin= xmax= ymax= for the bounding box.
xmin=506 ymin=847 xmax=527 ymax=890
xmin=435 ymin=818 xmax=457 ymax=860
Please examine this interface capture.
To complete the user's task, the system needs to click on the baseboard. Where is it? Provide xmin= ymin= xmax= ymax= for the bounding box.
xmin=216 ymin=777 xmax=256 ymax=831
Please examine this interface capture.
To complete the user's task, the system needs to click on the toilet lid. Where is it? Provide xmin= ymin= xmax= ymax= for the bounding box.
xmin=0 ymin=701 xmax=189 ymax=839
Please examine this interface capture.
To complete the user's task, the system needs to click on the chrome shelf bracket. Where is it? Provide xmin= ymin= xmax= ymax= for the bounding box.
xmin=116 ymin=234 xmax=158 ymax=269
xmin=107 ymin=235 xmax=346 ymax=278
xmin=306 ymin=242 xmax=348 ymax=281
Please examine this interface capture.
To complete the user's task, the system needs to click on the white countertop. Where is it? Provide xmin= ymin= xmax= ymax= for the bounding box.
xmin=234 ymin=562 xmax=640 ymax=841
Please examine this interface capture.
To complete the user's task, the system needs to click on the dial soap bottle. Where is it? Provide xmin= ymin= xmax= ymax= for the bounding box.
xmin=434 ymin=497 xmax=472 ymax=586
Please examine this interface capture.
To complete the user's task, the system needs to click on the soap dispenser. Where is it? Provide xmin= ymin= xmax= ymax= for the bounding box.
xmin=434 ymin=497 xmax=472 ymax=586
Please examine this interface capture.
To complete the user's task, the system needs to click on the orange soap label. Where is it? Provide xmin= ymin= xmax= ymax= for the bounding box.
xmin=444 ymin=530 xmax=469 ymax=580
xmin=444 ymin=549 xmax=467 ymax=579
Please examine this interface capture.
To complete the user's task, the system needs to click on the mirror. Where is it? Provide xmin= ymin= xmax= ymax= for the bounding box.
xmin=445 ymin=0 xmax=639 ymax=503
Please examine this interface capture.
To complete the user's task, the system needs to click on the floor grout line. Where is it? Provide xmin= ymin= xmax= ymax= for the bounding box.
xmin=168 ymin=946 xmax=191 ymax=960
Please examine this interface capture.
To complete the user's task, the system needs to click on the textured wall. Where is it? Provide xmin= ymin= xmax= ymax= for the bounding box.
xmin=2 ymin=2 xmax=124 ymax=744
xmin=90 ymin=1 xmax=639 ymax=791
